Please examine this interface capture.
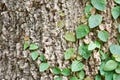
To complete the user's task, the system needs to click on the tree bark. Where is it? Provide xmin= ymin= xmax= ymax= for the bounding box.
xmin=0 ymin=0 xmax=114 ymax=80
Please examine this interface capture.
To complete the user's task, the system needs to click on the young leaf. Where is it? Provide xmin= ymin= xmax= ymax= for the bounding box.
xmin=71 ymin=60 xmax=84 ymax=72
xmin=118 ymin=24 xmax=120 ymax=33
xmin=76 ymin=25 xmax=89 ymax=39
xmin=77 ymin=70 xmax=85 ymax=79
xmin=64 ymin=48 xmax=75 ymax=60
xmin=105 ymin=71 xmax=114 ymax=80
xmin=113 ymin=74 xmax=120 ymax=80
xmin=88 ymin=42 xmax=96 ymax=50
xmin=78 ymin=45 xmax=91 ymax=59
xmin=95 ymin=74 xmax=101 ymax=80
xmin=24 ymin=41 xmax=29 ymax=50
xmin=39 ymin=63 xmax=49 ymax=72
xmin=113 ymin=54 xmax=120 ymax=62
xmin=84 ymin=4 xmax=92 ymax=15
xmin=114 ymin=0 xmax=120 ymax=4
xmin=40 ymin=54 xmax=46 ymax=62
xmin=64 ymin=32 xmax=76 ymax=42
xmin=91 ymin=0 xmax=106 ymax=11
xmin=111 ymin=6 xmax=120 ymax=19
xmin=61 ymin=68 xmax=71 ymax=76
xmin=100 ymin=50 xmax=108 ymax=60
xmin=110 ymin=44 xmax=120 ymax=54
xmin=115 ymin=66 xmax=120 ymax=74
xmin=88 ymin=41 xmax=100 ymax=50
xmin=70 ymin=76 xmax=78 ymax=80
xmin=89 ymin=14 xmax=102 ymax=28
xmin=54 ymin=77 xmax=62 ymax=80
xmin=30 ymin=51 xmax=39 ymax=60
xmin=52 ymin=67 xmax=61 ymax=75
xmin=29 ymin=43 xmax=39 ymax=50
xmin=100 ymin=61 xmax=106 ymax=76
xmin=98 ymin=30 xmax=109 ymax=42
xmin=103 ymin=60 xmax=117 ymax=71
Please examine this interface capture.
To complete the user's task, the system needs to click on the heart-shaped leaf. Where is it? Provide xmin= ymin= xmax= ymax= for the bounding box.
xmin=115 ymin=66 xmax=120 ymax=74
xmin=103 ymin=60 xmax=117 ymax=71
xmin=30 ymin=51 xmax=39 ymax=60
xmin=24 ymin=41 xmax=29 ymax=50
xmin=95 ymin=74 xmax=102 ymax=80
xmin=89 ymin=14 xmax=102 ymax=28
xmin=110 ymin=44 xmax=120 ymax=54
xmin=113 ymin=54 xmax=120 ymax=62
xmin=52 ymin=67 xmax=61 ymax=75
xmin=39 ymin=63 xmax=49 ymax=72
xmin=64 ymin=32 xmax=76 ymax=42
xmin=77 ymin=70 xmax=85 ymax=79
xmin=98 ymin=30 xmax=109 ymax=42
xmin=76 ymin=25 xmax=89 ymax=39
xmin=29 ymin=43 xmax=39 ymax=50
xmin=88 ymin=41 xmax=100 ymax=50
xmin=61 ymin=68 xmax=71 ymax=76
xmin=111 ymin=6 xmax=120 ymax=19
xmin=113 ymin=74 xmax=120 ymax=80
xmin=64 ymin=48 xmax=75 ymax=60
xmin=71 ymin=60 xmax=84 ymax=72
xmin=84 ymin=4 xmax=92 ymax=15
xmin=91 ymin=0 xmax=106 ymax=11
xmin=78 ymin=45 xmax=91 ymax=59
xmin=114 ymin=0 xmax=120 ymax=4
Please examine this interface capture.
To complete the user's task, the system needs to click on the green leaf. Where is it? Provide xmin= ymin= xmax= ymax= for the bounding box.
xmin=64 ymin=32 xmax=76 ymax=42
xmin=71 ymin=60 xmax=84 ymax=72
xmin=91 ymin=0 xmax=106 ymax=11
xmin=110 ymin=44 xmax=120 ymax=54
xmin=84 ymin=4 xmax=92 ymax=14
xmin=98 ymin=30 xmax=109 ymax=42
xmin=52 ymin=67 xmax=61 ymax=75
xmin=113 ymin=54 xmax=120 ymax=62
xmin=103 ymin=60 xmax=118 ymax=71
xmin=78 ymin=45 xmax=91 ymax=59
xmin=88 ymin=41 xmax=100 ymax=50
xmin=39 ymin=63 xmax=49 ymax=72
xmin=64 ymin=48 xmax=75 ymax=60
xmin=84 ymin=76 xmax=92 ymax=80
xmin=113 ymin=74 xmax=120 ymax=80
xmin=115 ymin=0 xmax=120 ymax=4
xmin=39 ymin=54 xmax=46 ymax=62
xmin=115 ymin=66 xmax=120 ymax=74
xmin=76 ymin=25 xmax=89 ymax=39
xmin=54 ymin=77 xmax=62 ymax=80
xmin=111 ymin=6 xmax=120 ymax=19
xmin=24 ymin=41 xmax=29 ymax=50
xmin=100 ymin=50 xmax=108 ymax=60
xmin=29 ymin=43 xmax=39 ymax=50
xmin=30 ymin=51 xmax=39 ymax=60
xmin=89 ymin=14 xmax=102 ymax=28
xmin=61 ymin=68 xmax=71 ymax=76
xmin=77 ymin=70 xmax=85 ymax=79
xmin=70 ymin=76 xmax=78 ymax=80
xmin=117 ymin=35 xmax=120 ymax=43
xmin=95 ymin=74 xmax=101 ymax=80
xmin=118 ymin=24 xmax=120 ymax=33
xmin=100 ymin=61 xmax=106 ymax=76
xmin=105 ymin=71 xmax=114 ymax=80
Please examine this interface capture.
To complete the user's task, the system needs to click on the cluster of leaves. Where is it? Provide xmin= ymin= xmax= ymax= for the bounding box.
xmin=24 ymin=41 xmax=49 ymax=72
xmin=23 ymin=0 xmax=120 ymax=80
xmin=63 ymin=0 xmax=120 ymax=80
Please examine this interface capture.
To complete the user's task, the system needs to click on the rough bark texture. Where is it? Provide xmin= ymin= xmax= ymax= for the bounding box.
xmin=0 ymin=0 xmax=117 ymax=80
